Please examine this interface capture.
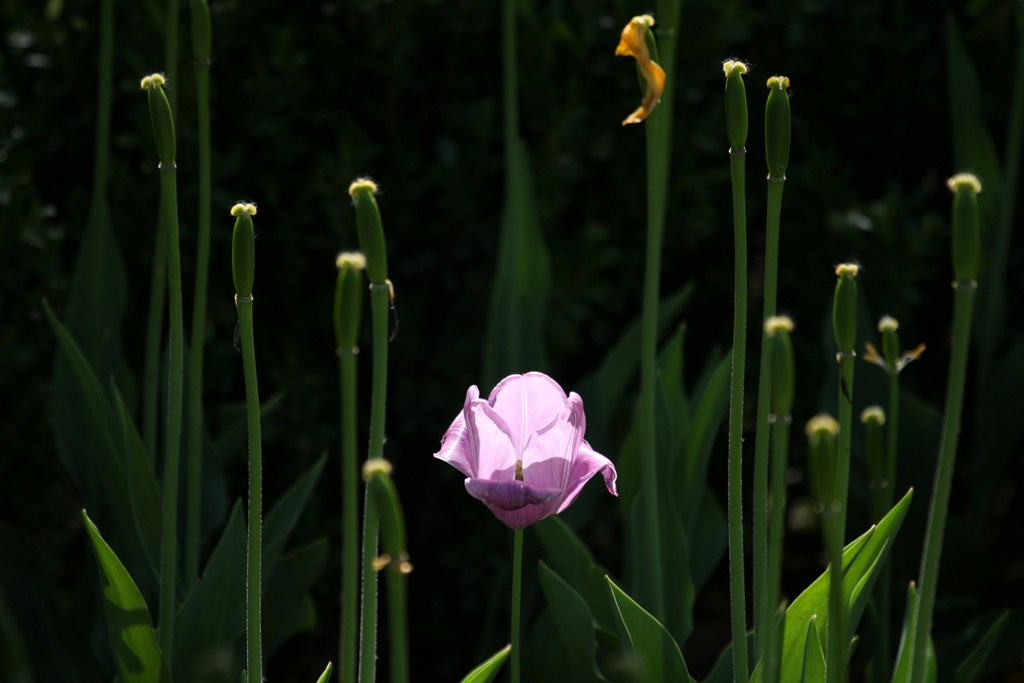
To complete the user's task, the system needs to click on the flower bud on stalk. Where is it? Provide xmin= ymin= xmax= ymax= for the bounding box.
xmin=861 ymin=406 xmax=887 ymax=491
xmin=723 ymin=60 xmax=749 ymax=151
xmin=349 ymin=179 xmax=388 ymax=285
xmin=948 ymin=173 xmax=982 ymax=285
xmin=334 ymin=252 xmax=366 ymax=353
xmin=806 ymin=414 xmax=840 ymax=514
xmin=231 ymin=203 xmax=257 ymax=299
xmin=765 ymin=316 xmax=795 ymax=417
xmin=141 ymin=74 xmax=175 ymax=167
xmin=765 ymin=76 xmax=791 ymax=180
xmin=879 ymin=315 xmax=901 ymax=369
xmin=833 ymin=263 xmax=859 ymax=356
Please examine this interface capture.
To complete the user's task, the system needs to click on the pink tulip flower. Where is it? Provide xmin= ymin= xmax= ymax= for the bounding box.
xmin=435 ymin=372 xmax=617 ymax=528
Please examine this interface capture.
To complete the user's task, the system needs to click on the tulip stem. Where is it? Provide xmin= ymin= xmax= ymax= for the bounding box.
xmin=157 ymin=158 xmax=184 ymax=663
xmin=358 ymin=281 xmax=390 ymax=683
xmin=726 ymin=148 xmax=749 ymax=683
xmin=340 ymin=350 xmax=359 ymax=683
xmin=511 ymin=527 xmax=524 ymax=683
xmin=185 ymin=13 xmax=212 ymax=587
xmin=753 ymin=177 xmax=785 ymax=664
xmin=237 ymin=294 xmax=263 ymax=683
xmin=824 ymin=507 xmax=844 ymax=683
xmin=765 ymin=414 xmax=790 ymax=683
xmin=910 ymin=283 xmax=976 ymax=683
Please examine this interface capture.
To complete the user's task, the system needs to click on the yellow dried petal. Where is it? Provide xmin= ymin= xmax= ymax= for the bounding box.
xmin=616 ymin=15 xmax=666 ymax=126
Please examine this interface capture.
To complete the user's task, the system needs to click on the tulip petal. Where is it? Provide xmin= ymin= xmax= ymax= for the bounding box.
xmin=488 ymin=372 xmax=568 ymax=449
xmin=467 ymin=399 xmax=518 ymax=480
xmin=615 ymin=15 xmax=666 ymax=126
xmin=521 ymin=392 xmax=586 ymax=495
xmin=465 ymin=479 xmax=561 ymax=511
xmin=433 ymin=386 xmax=479 ymax=478
xmin=555 ymin=439 xmax=618 ymax=515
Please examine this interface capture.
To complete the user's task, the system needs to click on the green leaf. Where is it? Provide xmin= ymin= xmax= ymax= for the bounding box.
xmin=263 ymin=454 xmax=327 ymax=581
xmin=482 ymin=137 xmax=551 ymax=386
xmin=81 ymin=511 xmax=171 ymax=683
xmin=779 ymin=489 xmax=913 ymax=678
xmin=538 ymin=562 xmax=606 ymax=682
xmin=891 ymin=582 xmax=936 ymax=683
xmin=677 ymin=353 xmax=730 ymax=527
xmin=264 ymin=537 xmax=329 ymax=656
xmin=534 ymin=517 xmax=615 ymax=632
xmin=110 ymin=381 xmax=162 ymax=584
xmin=954 ymin=610 xmax=1009 ymax=683
xmin=606 ymin=576 xmax=693 ymax=683
xmin=172 ymin=502 xmax=246 ymax=682
xmin=799 ymin=616 xmax=825 ymax=683
xmin=314 ymin=661 xmax=333 ymax=683
xmin=459 ymin=644 xmax=511 ymax=683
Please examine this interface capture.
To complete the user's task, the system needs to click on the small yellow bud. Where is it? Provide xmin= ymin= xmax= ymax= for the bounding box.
xmin=336 ymin=251 xmax=367 ymax=271
xmin=835 ymin=263 xmax=860 ymax=278
xmin=946 ymin=173 xmax=982 ymax=195
xmin=861 ymin=405 xmax=886 ymax=426
xmin=139 ymin=73 xmax=167 ymax=90
xmin=764 ymin=315 xmax=794 ymax=336
xmin=806 ymin=413 xmax=840 ymax=438
xmin=362 ymin=457 xmax=393 ymax=481
xmin=878 ymin=315 xmax=899 ymax=333
xmin=348 ymin=177 xmax=379 ymax=198
xmin=230 ymin=202 xmax=257 ymax=217
xmin=723 ymin=59 xmax=748 ymax=78
xmin=766 ymin=75 xmax=790 ymax=90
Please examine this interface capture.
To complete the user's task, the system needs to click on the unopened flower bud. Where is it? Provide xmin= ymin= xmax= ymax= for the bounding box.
xmin=879 ymin=315 xmax=901 ymax=370
xmin=334 ymin=252 xmax=365 ymax=353
xmin=765 ymin=76 xmax=791 ymax=180
xmin=861 ymin=406 xmax=887 ymax=491
xmin=230 ymin=203 xmax=257 ymax=298
xmin=140 ymin=73 xmax=175 ymax=167
xmin=806 ymin=413 xmax=840 ymax=513
xmin=833 ymin=263 xmax=860 ymax=355
xmin=947 ymin=173 xmax=982 ymax=285
xmin=349 ymin=178 xmax=388 ymax=284
xmin=765 ymin=315 xmax=795 ymax=416
xmin=723 ymin=60 xmax=749 ymax=151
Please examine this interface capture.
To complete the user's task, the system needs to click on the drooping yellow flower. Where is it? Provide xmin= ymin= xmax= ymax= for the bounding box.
xmin=615 ymin=15 xmax=666 ymax=126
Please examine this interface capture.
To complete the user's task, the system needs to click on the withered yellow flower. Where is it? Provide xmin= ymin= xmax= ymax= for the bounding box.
xmin=615 ymin=15 xmax=666 ymax=126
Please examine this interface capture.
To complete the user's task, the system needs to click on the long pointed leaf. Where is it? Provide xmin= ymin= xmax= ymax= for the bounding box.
xmin=81 ymin=511 xmax=171 ymax=683
xmin=263 ymin=454 xmax=327 ymax=580
xmin=460 ymin=644 xmax=511 ymax=683
xmin=891 ymin=583 xmax=936 ymax=683
xmin=314 ymin=661 xmax=333 ymax=683
xmin=606 ymin=576 xmax=693 ymax=683
xmin=538 ymin=562 xmax=606 ymax=682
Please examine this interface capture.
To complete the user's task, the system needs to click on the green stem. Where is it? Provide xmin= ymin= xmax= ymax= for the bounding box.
xmin=340 ymin=351 xmax=359 ymax=683
xmin=910 ymin=284 xmax=976 ymax=683
xmin=872 ymin=374 xmax=899 ymax=682
xmin=358 ymin=495 xmax=379 ymax=683
xmin=157 ymin=162 xmax=184 ymax=662
xmin=636 ymin=0 xmax=681 ymax=624
xmin=359 ymin=282 xmax=390 ymax=682
xmin=185 ymin=48 xmax=212 ymax=586
xmin=143 ymin=224 xmax=167 ymax=462
xmin=836 ymin=355 xmax=855 ymax=540
xmin=827 ymin=354 xmax=855 ymax=683
xmin=237 ymin=296 xmax=263 ymax=683
xmin=765 ymin=415 xmax=789 ymax=683
xmin=511 ymin=527 xmax=524 ymax=683
xmin=726 ymin=149 xmax=749 ymax=683
xmin=753 ymin=177 xmax=785 ymax=662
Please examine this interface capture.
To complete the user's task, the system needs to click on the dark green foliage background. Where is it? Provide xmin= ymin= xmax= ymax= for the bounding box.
xmin=1 ymin=0 xmax=1022 ymax=680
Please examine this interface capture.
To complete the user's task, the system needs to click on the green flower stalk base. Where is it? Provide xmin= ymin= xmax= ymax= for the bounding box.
xmin=511 ymin=527 xmax=524 ymax=683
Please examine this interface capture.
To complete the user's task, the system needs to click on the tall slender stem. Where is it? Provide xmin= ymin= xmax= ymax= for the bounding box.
xmin=765 ymin=415 xmax=790 ymax=683
xmin=157 ymin=161 xmax=184 ymax=662
xmin=511 ymin=527 xmax=524 ymax=683
xmin=340 ymin=351 xmax=359 ymax=683
xmin=185 ymin=27 xmax=212 ymax=586
xmin=143 ymin=223 xmax=167 ymax=461
xmin=825 ymin=511 xmax=844 ymax=683
xmin=753 ymin=177 xmax=785 ymax=662
xmin=910 ymin=285 xmax=976 ymax=683
xmin=874 ymin=373 xmax=899 ymax=681
xmin=237 ymin=296 xmax=263 ymax=683
xmin=358 ymin=282 xmax=390 ymax=682
xmin=726 ymin=149 xmax=749 ymax=682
